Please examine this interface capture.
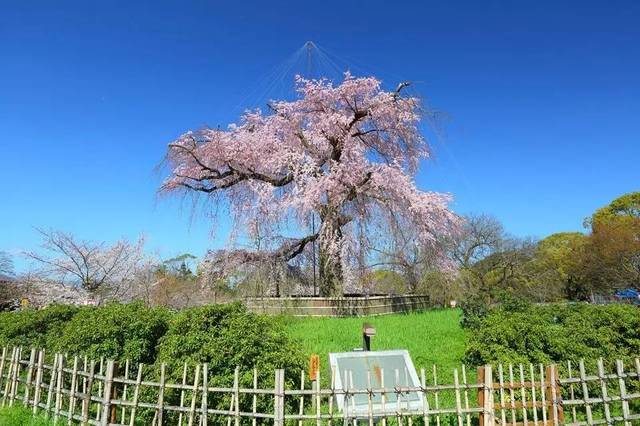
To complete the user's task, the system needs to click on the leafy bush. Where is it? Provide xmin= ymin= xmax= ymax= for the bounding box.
xmin=155 ymin=303 xmax=305 ymax=421
xmin=0 ymin=304 xmax=80 ymax=349
xmin=464 ymin=303 xmax=640 ymax=369
xmin=157 ymin=302 xmax=304 ymax=379
xmin=52 ymin=302 xmax=171 ymax=365
xmin=459 ymin=295 xmax=489 ymax=329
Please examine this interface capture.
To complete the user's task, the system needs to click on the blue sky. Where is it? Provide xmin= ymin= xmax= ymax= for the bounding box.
xmin=1 ymin=1 xmax=639 ymax=270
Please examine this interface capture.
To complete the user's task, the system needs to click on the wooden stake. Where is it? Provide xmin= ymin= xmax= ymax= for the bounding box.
xmin=81 ymin=360 xmax=96 ymax=426
xmin=23 ymin=348 xmax=37 ymax=406
xmin=32 ymin=350 xmax=44 ymax=415
xmin=128 ymin=364 xmax=143 ymax=426
xmin=187 ymin=364 xmax=200 ymax=426
xmin=100 ymin=360 xmax=115 ymax=426
xmin=67 ymin=356 xmax=79 ymax=425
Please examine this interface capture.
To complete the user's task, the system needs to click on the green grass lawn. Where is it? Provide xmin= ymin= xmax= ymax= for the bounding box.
xmin=283 ymin=308 xmax=467 ymax=382
xmin=0 ymin=406 xmax=54 ymax=425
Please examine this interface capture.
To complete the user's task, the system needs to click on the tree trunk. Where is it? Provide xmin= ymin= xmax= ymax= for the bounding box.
xmin=318 ymin=215 xmax=343 ymax=297
xmin=318 ymin=249 xmax=342 ymax=296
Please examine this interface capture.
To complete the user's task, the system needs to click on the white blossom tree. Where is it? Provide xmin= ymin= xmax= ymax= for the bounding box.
xmin=0 ymin=251 xmax=13 ymax=277
xmin=25 ymin=229 xmax=145 ymax=300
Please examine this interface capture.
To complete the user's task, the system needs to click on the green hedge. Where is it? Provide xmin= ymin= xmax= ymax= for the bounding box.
xmin=0 ymin=302 xmax=304 ymax=385
xmin=0 ymin=304 xmax=79 ymax=349
xmin=464 ymin=302 xmax=640 ymax=368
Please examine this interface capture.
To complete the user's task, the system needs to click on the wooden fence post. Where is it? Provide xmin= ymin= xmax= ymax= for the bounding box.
xmin=9 ymin=348 xmax=22 ymax=407
xmin=23 ymin=348 xmax=36 ymax=406
xmin=81 ymin=360 xmax=96 ymax=426
xmin=477 ymin=365 xmax=494 ymax=426
xmin=129 ymin=364 xmax=144 ymax=426
xmin=274 ymin=369 xmax=285 ymax=426
xmin=68 ymin=356 xmax=79 ymax=426
xmin=110 ymin=362 xmax=120 ymax=424
xmin=615 ymin=360 xmax=631 ymax=426
xmin=156 ymin=363 xmax=166 ymax=426
xmin=100 ymin=360 xmax=115 ymax=426
xmin=201 ymin=363 xmax=209 ymax=426
xmin=233 ymin=366 xmax=240 ymax=426
xmin=0 ymin=347 xmax=7 ymax=397
xmin=9 ymin=347 xmax=23 ymax=406
xmin=45 ymin=353 xmax=58 ymax=415
xmin=1 ymin=347 xmax=15 ymax=406
xmin=32 ymin=350 xmax=44 ymax=415
xmin=546 ymin=364 xmax=564 ymax=426
xmin=54 ymin=353 xmax=65 ymax=421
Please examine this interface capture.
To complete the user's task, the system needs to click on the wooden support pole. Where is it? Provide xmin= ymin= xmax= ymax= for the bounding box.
xmin=178 ymin=362 xmax=188 ymax=426
xmin=45 ymin=353 xmax=59 ymax=416
xmin=157 ymin=362 xmax=166 ymax=426
xmin=9 ymin=347 xmax=22 ymax=406
xmin=1 ymin=347 xmax=15 ymax=406
xmin=187 ymin=364 xmax=200 ymax=426
xmin=545 ymin=364 xmax=563 ymax=426
xmin=100 ymin=360 xmax=115 ymax=426
xmin=32 ymin=350 xmax=44 ymax=415
xmin=81 ymin=360 xmax=95 ymax=426
xmin=615 ymin=360 xmax=631 ymax=426
xmin=477 ymin=365 xmax=494 ymax=426
xmin=67 ymin=356 xmax=79 ymax=426
xmin=0 ymin=347 xmax=7 ymax=398
xmin=128 ymin=364 xmax=143 ymax=426
xmin=23 ymin=348 xmax=36 ymax=406
xmin=54 ymin=353 xmax=65 ymax=421
xmin=201 ymin=363 xmax=208 ymax=426
xmin=274 ymin=369 xmax=285 ymax=426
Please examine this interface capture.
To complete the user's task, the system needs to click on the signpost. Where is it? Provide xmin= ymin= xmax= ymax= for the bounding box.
xmin=308 ymin=354 xmax=319 ymax=382
xmin=362 ymin=323 xmax=375 ymax=351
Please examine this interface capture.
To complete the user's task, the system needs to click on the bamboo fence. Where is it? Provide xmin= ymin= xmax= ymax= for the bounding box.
xmin=0 ymin=347 xmax=638 ymax=425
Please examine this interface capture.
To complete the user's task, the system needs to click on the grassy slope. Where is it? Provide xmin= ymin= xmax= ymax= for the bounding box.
xmin=283 ymin=308 xmax=466 ymax=382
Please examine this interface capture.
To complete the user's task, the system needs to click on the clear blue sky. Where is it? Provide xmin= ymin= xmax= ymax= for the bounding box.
xmin=1 ymin=1 xmax=639 ymax=270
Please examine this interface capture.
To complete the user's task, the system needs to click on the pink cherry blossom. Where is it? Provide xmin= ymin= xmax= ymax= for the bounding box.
xmin=162 ymin=73 xmax=461 ymax=295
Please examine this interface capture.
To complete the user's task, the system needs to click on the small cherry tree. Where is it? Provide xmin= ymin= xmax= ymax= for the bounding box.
xmin=163 ymin=74 xmax=461 ymax=296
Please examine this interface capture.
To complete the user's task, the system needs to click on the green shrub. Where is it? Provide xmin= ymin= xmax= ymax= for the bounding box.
xmin=464 ymin=303 xmax=640 ymax=370
xmin=155 ymin=303 xmax=305 ymax=421
xmin=0 ymin=304 xmax=80 ymax=349
xmin=52 ymin=302 xmax=171 ymax=365
xmin=157 ymin=302 xmax=305 ymax=379
xmin=459 ymin=295 xmax=489 ymax=329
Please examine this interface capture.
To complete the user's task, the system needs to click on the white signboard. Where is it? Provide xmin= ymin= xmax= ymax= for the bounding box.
xmin=328 ymin=350 xmax=423 ymax=417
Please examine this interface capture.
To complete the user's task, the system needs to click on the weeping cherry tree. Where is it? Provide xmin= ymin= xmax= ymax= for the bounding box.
xmin=162 ymin=74 xmax=461 ymax=296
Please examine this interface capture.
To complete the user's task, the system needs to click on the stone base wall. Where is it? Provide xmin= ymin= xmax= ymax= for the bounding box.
xmin=243 ymin=295 xmax=432 ymax=316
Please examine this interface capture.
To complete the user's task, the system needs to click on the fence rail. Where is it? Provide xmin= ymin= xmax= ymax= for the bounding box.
xmin=0 ymin=346 xmax=638 ymax=425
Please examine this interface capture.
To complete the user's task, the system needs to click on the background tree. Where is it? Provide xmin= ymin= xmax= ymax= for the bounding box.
xmin=451 ymin=215 xmax=551 ymax=303
xmin=157 ymin=253 xmax=197 ymax=279
xmin=580 ymin=192 xmax=640 ymax=295
xmin=25 ymin=229 xmax=145 ymax=301
xmin=162 ymin=74 xmax=461 ymax=296
xmin=452 ymin=214 xmax=505 ymax=270
xmin=0 ymin=251 xmax=14 ymax=277
xmin=591 ymin=192 xmax=640 ymax=226
xmin=533 ymin=232 xmax=588 ymax=300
